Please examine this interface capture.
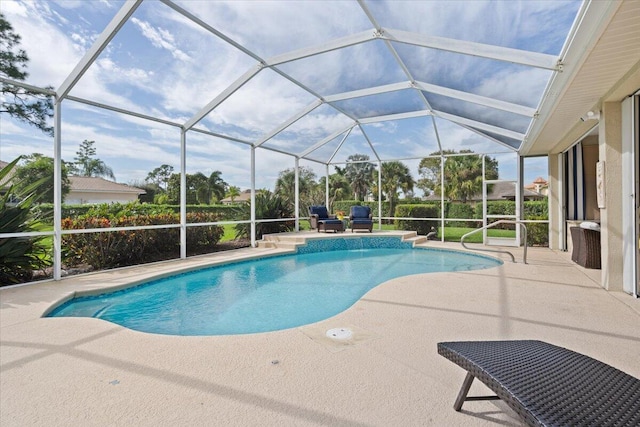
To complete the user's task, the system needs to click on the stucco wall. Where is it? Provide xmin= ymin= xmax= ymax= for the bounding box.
xmin=65 ymin=192 xmax=140 ymax=205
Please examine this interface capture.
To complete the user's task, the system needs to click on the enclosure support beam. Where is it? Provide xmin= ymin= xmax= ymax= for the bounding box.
xmin=250 ymin=147 xmax=256 ymax=247
xmin=325 ymin=164 xmax=330 ymax=208
xmin=57 ymin=0 xmax=142 ymax=99
xmin=441 ymin=156 xmax=446 ymax=241
xmin=53 ymin=100 xmax=63 ymax=281
xmin=180 ymin=130 xmax=187 ymax=259
xmin=295 ymin=158 xmax=300 ymax=232
xmin=378 ymin=160 xmax=382 ymax=230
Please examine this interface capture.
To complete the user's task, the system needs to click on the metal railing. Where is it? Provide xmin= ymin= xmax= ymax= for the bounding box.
xmin=460 ymin=220 xmax=528 ymax=264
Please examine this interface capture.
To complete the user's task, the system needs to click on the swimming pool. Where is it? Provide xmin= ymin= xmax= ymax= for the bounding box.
xmin=47 ymin=237 xmax=501 ymax=335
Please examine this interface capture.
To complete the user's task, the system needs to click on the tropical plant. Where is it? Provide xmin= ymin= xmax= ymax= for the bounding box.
xmin=274 ymin=166 xmax=319 ymax=215
xmin=0 ymin=13 xmax=54 ymax=135
xmin=418 ymin=150 xmax=498 ymax=202
xmin=374 ymin=161 xmax=414 ymax=218
xmin=0 ymin=157 xmax=52 ymax=285
xmin=234 ymin=190 xmax=294 ymax=240
xmin=343 ymin=154 xmax=376 ymax=201
xmin=13 ymin=153 xmax=71 ymax=203
xmin=225 ymin=186 xmax=241 ymax=203
xmin=71 ymin=140 xmax=115 ymax=180
xmin=318 ymin=173 xmax=351 ymax=211
xmin=208 ymin=170 xmax=227 ymax=202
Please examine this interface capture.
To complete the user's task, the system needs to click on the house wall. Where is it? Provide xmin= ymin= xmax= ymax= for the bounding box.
xmin=65 ymin=191 xmax=140 ymax=205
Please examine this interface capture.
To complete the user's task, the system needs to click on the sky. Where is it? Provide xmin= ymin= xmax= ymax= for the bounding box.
xmin=0 ymin=0 xmax=581 ymax=194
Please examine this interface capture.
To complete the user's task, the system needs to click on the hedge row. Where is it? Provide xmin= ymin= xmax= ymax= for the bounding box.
xmin=62 ymin=212 xmax=224 ymax=270
xmin=36 ymin=202 xmax=240 ymax=223
xmin=394 ymin=204 xmax=440 ymax=235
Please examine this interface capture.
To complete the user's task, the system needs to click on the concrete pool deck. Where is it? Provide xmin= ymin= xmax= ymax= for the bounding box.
xmin=1 ymin=231 xmax=639 ymax=426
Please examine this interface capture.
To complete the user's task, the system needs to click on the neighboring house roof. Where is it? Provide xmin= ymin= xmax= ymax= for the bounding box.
xmin=424 ymin=181 xmax=544 ymax=202
xmin=68 ymin=176 xmax=146 ymax=195
xmin=220 ymin=189 xmax=251 ymax=204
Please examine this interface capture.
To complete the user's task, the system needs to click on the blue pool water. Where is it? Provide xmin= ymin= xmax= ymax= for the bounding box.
xmin=48 ymin=237 xmax=501 ymax=335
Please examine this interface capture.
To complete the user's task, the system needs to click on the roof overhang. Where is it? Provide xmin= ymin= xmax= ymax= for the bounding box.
xmin=521 ymin=0 xmax=640 ymax=156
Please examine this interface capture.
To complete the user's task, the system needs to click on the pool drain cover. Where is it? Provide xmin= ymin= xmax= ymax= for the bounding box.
xmin=326 ymin=328 xmax=353 ymax=340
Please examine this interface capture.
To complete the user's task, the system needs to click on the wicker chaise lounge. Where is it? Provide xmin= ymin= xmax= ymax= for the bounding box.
xmin=438 ymin=340 xmax=640 ymax=427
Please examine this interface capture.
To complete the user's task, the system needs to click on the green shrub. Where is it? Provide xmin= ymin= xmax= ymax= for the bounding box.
xmin=61 ymin=212 xmax=223 ymax=270
xmin=36 ymin=202 xmax=239 ymax=224
xmin=394 ymin=204 xmax=440 ymax=235
xmin=525 ymin=216 xmax=549 ymax=247
xmin=524 ymin=200 xmax=548 ymax=219
xmin=446 ymin=203 xmax=476 ymax=227
xmin=234 ymin=191 xmax=294 ymax=240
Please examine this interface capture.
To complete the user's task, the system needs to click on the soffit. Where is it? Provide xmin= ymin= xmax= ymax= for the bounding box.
xmin=523 ymin=0 xmax=640 ymax=156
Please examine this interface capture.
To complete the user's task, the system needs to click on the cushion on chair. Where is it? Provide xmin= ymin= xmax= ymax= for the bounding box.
xmin=580 ymin=221 xmax=600 ymax=230
xmin=309 ymin=205 xmax=330 ymax=219
xmin=350 ymin=205 xmax=370 ymax=219
xmin=351 ymin=219 xmax=371 ymax=225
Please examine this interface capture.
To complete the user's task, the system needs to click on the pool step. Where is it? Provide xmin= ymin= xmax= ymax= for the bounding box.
xmin=257 ymin=240 xmax=299 ymax=251
xmin=257 ymin=234 xmax=304 ymax=251
xmin=404 ymin=235 xmax=428 ymax=246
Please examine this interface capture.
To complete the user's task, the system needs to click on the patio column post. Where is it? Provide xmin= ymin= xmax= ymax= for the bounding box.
xmin=180 ymin=129 xmax=187 ymax=259
xmin=378 ymin=160 xmax=382 ymax=229
xmin=517 ymin=154 xmax=524 ymax=245
xmin=325 ymin=164 xmax=330 ymax=208
xmin=294 ymin=157 xmax=299 ymax=231
xmin=53 ymin=99 xmax=62 ymax=280
xmin=599 ymin=102 xmax=624 ymax=291
xmin=440 ymin=154 xmax=445 ymax=241
xmin=250 ymin=146 xmax=256 ymax=247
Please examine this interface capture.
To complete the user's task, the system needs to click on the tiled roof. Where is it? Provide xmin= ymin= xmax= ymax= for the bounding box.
xmin=424 ymin=181 xmax=543 ymax=201
xmin=69 ymin=176 xmax=145 ymax=194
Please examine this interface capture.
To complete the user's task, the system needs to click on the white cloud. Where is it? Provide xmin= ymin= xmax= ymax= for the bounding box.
xmin=131 ymin=17 xmax=191 ymax=62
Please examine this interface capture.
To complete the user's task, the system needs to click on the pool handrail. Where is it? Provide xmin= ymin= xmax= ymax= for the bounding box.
xmin=460 ymin=220 xmax=527 ymax=264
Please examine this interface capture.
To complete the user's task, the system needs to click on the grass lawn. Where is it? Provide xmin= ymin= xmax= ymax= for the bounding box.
xmin=378 ymin=223 xmax=515 ymax=243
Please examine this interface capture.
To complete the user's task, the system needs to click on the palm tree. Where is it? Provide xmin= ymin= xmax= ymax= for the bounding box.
xmin=418 ymin=150 xmax=498 ymax=202
xmin=208 ymin=170 xmax=227 ymax=203
xmin=378 ymin=161 xmax=414 ymax=218
xmin=344 ymin=154 xmax=376 ymax=201
xmin=226 ymin=186 xmax=241 ymax=203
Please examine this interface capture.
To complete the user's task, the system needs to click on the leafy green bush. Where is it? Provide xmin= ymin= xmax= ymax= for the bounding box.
xmin=446 ymin=203 xmax=476 ymax=227
xmin=62 ymin=212 xmax=223 ymax=270
xmin=234 ymin=191 xmax=294 ymax=240
xmin=525 ymin=216 xmax=549 ymax=247
xmin=524 ymin=200 xmax=548 ymax=219
xmin=35 ymin=202 xmax=239 ymax=224
xmin=394 ymin=204 xmax=440 ymax=235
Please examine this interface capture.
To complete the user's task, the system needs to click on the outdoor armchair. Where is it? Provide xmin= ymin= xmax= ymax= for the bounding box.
xmin=349 ymin=205 xmax=373 ymax=232
xmin=308 ymin=206 xmax=344 ymax=233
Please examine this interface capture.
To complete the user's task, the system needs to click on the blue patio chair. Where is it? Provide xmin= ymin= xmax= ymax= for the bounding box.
xmin=349 ymin=205 xmax=373 ymax=232
xmin=308 ymin=206 xmax=344 ymax=233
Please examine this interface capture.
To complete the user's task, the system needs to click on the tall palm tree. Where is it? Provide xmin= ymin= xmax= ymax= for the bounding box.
xmin=208 ymin=170 xmax=227 ymax=203
xmin=378 ymin=161 xmax=414 ymax=218
xmin=226 ymin=186 xmax=241 ymax=203
xmin=344 ymin=154 xmax=376 ymax=201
